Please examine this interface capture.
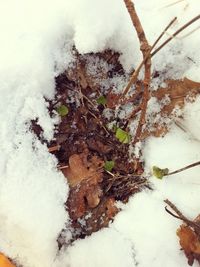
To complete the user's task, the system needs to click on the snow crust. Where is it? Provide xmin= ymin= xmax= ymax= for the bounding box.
xmin=0 ymin=0 xmax=200 ymax=266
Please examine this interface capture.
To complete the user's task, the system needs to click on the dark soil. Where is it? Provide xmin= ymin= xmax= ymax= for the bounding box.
xmin=34 ymin=49 xmax=149 ymax=247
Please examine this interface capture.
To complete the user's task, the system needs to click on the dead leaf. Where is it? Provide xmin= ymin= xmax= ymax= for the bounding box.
xmin=106 ymin=92 xmax=120 ymax=109
xmin=153 ymin=78 xmax=200 ymax=103
xmin=64 ymin=153 xmax=104 ymax=220
xmin=67 ymin=181 xmax=103 ymax=220
xmin=0 ymin=253 xmax=16 ymax=267
xmin=142 ymin=78 xmax=200 ymax=139
xmin=62 ymin=153 xmax=103 ymax=187
xmin=85 ymin=184 xmax=102 ymax=208
xmin=51 ymin=48 xmax=147 ymax=242
xmin=153 ymin=78 xmax=200 ymax=115
xmin=75 ymin=197 xmax=118 ymax=236
xmin=177 ymin=225 xmax=200 ymax=266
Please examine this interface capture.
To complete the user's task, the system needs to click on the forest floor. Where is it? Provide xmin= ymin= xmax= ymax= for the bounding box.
xmin=1 ymin=1 xmax=200 ymax=267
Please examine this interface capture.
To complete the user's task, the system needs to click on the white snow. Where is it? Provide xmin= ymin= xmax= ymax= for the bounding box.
xmin=0 ymin=0 xmax=200 ymax=267
xmin=0 ymin=1 xmax=73 ymax=266
xmin=58 ymin=228 xmax=135 ymax=267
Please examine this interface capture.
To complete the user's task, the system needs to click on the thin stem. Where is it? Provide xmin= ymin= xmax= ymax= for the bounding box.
xmin=151 ymin=14 xmax=200 ymax=57
xmin=167 ymin=161 xmax=200 ymax=176
xmin=122 ymin=0 xmax=151 ymax=97
xmin=120 ymin=16 xmax=177 ymax=100
xmin=48 ymin=145 xmax=60 ymax=153
xmin=164 ymin=199 xmax=200 ymax=231
xmin=121 ymin=14 xmax=200 ymax=100
xmin=164 ymin=199 xmax=188 ymax=221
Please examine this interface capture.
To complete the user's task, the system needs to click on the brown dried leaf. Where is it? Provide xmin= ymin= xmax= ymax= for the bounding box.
xmin=153 ymin=78 xmax=200 ymax=114
xmin=153 ymin=78 xmax=200 ymax=101
xmin=67 ymin=186 xmax=86 ymax=220
xmin=62 ymin=153 xmax=103 ymax=187
xmin=106 ymin=92 xmax=120 ymax=109
xmin=177 ymin=225 xmax=200 ymax=266
xmin=141 ymin=123 xmax=169 ymax=140
xmin=64 ymin=153 xmax=104 ymax=220
xmin=67 ymin=181 xmax=103 ymax=220
xmin=143 ymin=78 xmax=200 ymax=139
xmin=86 ymin=184 xmax=102 ymax=208
xmin=80 ymin=197 xmax=118 ymax=236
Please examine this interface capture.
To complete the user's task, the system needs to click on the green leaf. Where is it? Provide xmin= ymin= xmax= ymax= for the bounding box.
xmin=97 ymin=95 xmax=107 ymax=105
xmin=104 ymin=161 xmax=115 ymax=172
xmin=57 ymin=105 xmax=69 ymax=116
xmin=115 ymin=128 xmax=131 ymax=144
xmin=152 ymin=166 xmax=169 ymax=179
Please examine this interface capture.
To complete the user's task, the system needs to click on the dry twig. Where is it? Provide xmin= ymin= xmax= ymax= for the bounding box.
xmin=151 ymin=14 xmax=200 ymax=57
xmin=164 ymin=199 xmax=200 ymax=232
xmin=48 ymin=145 xmax=60 ymax=153
xmin=121 ymin=12 xmax=200 ymax=143
xmin=123 ymin=0 xmax=152 ymax=144
xmin=120 ymin=16 xmax=177 ymax=101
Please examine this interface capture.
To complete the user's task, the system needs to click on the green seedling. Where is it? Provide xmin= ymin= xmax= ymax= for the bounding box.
xmin=152 ymin=166 xmax=169 ymax=179
xmin=104 ymin=160 xmax=115 ymax=172
xmin=97 ymin=95 xmax=107 ymax=106
xmin=57 ymin=105 xmax=69 ymax=116
xmin=115 ymin=128 xmax=131 ymax=144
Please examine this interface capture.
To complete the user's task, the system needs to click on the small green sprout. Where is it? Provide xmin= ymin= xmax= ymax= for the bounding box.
xmin=115 ymin=128 xmax=131 ymax=144
xmin=104 ymin=160 xmax=115 ymax=172
xmin=152 ymin=166 xmax=169 ymax=179
xmin=97 ymin=95 xmax=107 ymax=106
xmin=57 ymin=105 xmax=69 ymax=116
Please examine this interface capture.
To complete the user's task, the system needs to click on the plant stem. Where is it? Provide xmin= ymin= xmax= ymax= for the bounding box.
xmin=123 ymin=0 xmax=152 ymax=144
xmin=120 ymin=16 xmax=177 ymax=100
xmin=166 ymin=161 xmax=200 ymax=176
xmin=164 ymin=199 xmax=200 ymax=231
xmin=151 ymin=14 xmax=200 ymax=57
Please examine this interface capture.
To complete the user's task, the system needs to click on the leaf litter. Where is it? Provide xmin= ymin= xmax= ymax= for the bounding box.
xmin=49 ymin=49 xmax=148 ymax=244
xmin=30 ymin=46 xmax=200 ymax=258
xmin=165 ymin=199 xmax=200 ymax=266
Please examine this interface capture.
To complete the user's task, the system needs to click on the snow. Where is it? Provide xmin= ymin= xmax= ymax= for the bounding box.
xmin=0 ymin=0 xmax=200 ymax=267
xmin=181 ymin=96 xmax=200 ymax=142
xmin=0 ymin=1 xmax=72 ymax=266
xmin=58 ymin=228 xmax=135 ymax=267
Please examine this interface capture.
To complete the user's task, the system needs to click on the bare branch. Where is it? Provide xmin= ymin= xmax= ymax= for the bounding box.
xmin=151 ymin=14 xmax=200 ymax=57
xmin=120 ymin=16 xmax=177 ymax=100
xmin=123 ymin=0 xmax=152 ymax=143
xmin=164 ymin=199 xmax=200 ymax=231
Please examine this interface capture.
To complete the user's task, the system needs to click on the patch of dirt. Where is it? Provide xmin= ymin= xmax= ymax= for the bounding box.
xmin=46 ymin=49 xmax=148 ymax=245
xmin=31 ymin=49 xmax=200 ymax=250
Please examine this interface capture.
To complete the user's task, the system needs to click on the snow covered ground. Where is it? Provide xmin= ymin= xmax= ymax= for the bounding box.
xmin=0 ymin=0 xmax=200 ymax=266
